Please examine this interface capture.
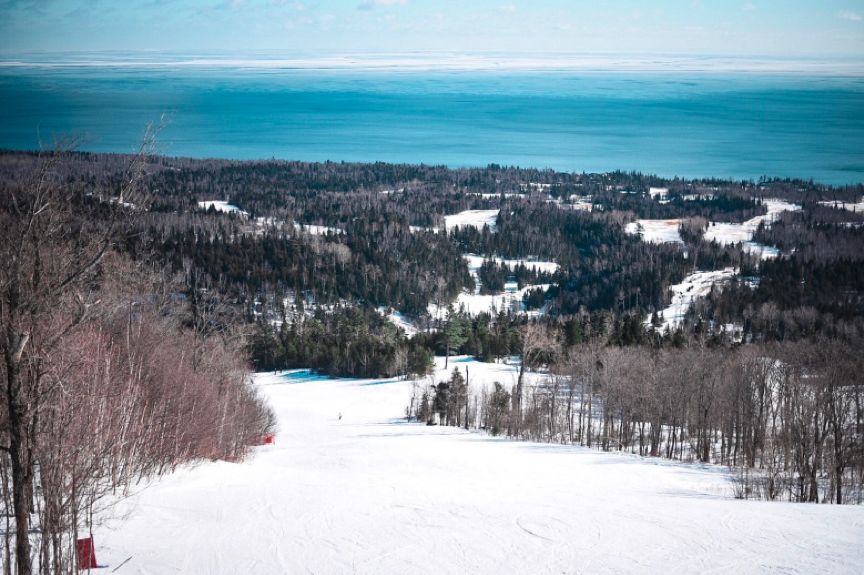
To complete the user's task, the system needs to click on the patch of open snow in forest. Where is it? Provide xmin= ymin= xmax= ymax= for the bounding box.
xmin=409 ymin=225 xmax=442 ymax=234
xmin=703 ymin=199 xmax=800 ymax=259
xmin=818 ymin=200 xmax=864 ymax=213
xmin=470 ymin=192 xmax=524 ymax=199
xmin=378 ymin=307 xmax=421 ymax=337
xmin=462 ymin=254 xmax=559 ymax=276
xmin=97 ymin=357 xmax=864 ymax=575
xmin=427 ymin=254 xmax=556 ymax=319
xmin=444 ymin=209 xmax=499 ymax=231
xmin=649 ymin=187 xmax=669 ymax=200
xmin=293 ymin=222 xmax=345 ymax=236
xmin=625 ymin=219 xmax=684 ymax=244
xmin=428 ymin=284 xmax=552 ymax=319
xmin=197 ymin=200 xmax=249 ymax=217
xmin=651 ymin=268 xmax=737 ymax=331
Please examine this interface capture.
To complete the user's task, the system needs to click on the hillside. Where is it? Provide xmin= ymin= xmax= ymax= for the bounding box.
xmin=97 ymin=358 xmax=864 ymax=574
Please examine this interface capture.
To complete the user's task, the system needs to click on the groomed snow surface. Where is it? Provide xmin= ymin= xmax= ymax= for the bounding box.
xmin=97 ymin=357 xmax=862 ymax=575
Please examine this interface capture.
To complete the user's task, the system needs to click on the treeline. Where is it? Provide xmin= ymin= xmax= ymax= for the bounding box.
xmin=0 ymin=151 xmax=273 ymax=574
xmin=147 ymin=220 xmax=471 ymax=316
xmin=414 ymin=329 xmax=864 ymax=504
xmin=247 ymin=306 xmax=433 ymax=379
xmin=599 ymin=190 xmax=767 ymax=222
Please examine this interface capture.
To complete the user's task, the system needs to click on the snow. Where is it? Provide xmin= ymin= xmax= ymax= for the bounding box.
xmin=461 ymin=254 xmax=559 ymax=276
xmin=649 ymin=187 xmax=669 ymax=200
xmin=198 ymin=200 xmax=249 ymax=217
xmin=625 ymin=219 xmax=684 ymax=244
xmin=429 ymin=284 xmax=552 ymax=319
xmin=652 ymin=268 xmax=737 ymax=331
xmin=627 ymin=199 xmax=800 ymax=258
xmin=97 ymin=357 xmax=864 ymax=574
xmin=409 ymin=225 xmax=442 ymax=234
xmin=425 ymin=254 xmax=557 ymax=318
xmin=444 ymin=209 xmax=499 ymax=232
xmin=470 ymin=192 xmax=524 ymax=199
xmin=818 ymin=200 xmax=864 ymax=213
xmin=703 ymin=199 xmax=800 ymax=259
xmin=293 ymin=222 xmax=345 ymax=236
xmin=378 ymin=307 xmax=421 ymax=337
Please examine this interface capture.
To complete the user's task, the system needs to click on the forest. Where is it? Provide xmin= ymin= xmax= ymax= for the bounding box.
xmin=0 ymin=150 xmax=274 ymax=574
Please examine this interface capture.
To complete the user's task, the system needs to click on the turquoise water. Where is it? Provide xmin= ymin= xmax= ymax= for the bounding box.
xmin=1 ymin=67 xmax=863 ymax=184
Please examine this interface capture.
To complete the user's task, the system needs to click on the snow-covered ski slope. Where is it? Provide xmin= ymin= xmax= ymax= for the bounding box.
xmin=99 ymin=358 xmax=863 ymax=574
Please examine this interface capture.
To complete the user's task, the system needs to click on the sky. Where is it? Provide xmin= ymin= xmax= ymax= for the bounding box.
xmin=1 ymin=0 xmax=863 ymax=59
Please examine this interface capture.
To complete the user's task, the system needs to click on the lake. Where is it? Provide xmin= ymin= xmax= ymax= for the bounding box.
xmin=2 ymin=65 xmax=863 ymax=185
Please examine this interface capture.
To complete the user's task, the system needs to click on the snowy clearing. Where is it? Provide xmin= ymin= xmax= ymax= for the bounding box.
xmin=197 ymin=200 xmax=249 ymax=217
xmin=429 ymin=283 xmax=552 ymax=319
xmin=424 ymin=255 xmax=556 ymax=319
xmin=648 ymin=187 xmax=669 ymax=200
xmin=378 ymin=307 xmax=421 ymax=337
xmin=444 ymin=209 xmax=499 ymax=231
xmin=626 ymin=199 xmax=800 ymax=253
xmin=818 ymin=200 xmax=864 ymax=213
xmin=703 ymin=199 xmax=800 ymax=258
xmin=409 ymin=225 xmax=442 ymax=234
xmin=462 ymin=254 xmax=559 ymax=276
xmin=294 ymin=222 xmax=345 ymax=236
xmin=651 ymin=268 xmax=737 ymax=331
xmin=470 ymin=192 xmax=524 ymax=199
xmin=97 ymin=357 xmax=864 ymax=574
xmin=625 ymin=219 xmax=683 ymax=244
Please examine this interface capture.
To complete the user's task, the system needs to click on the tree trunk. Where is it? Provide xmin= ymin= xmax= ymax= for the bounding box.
xmin=5 ymin=351 xmax=33 ymax=575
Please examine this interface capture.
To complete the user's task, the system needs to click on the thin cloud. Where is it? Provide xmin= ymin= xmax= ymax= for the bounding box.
xmin=839 ymin=10 xmax=862 ymax=21
xmin=358 ymin=0 xmax=407 ymax=10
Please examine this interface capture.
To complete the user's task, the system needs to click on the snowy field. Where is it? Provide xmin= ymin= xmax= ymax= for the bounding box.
xmin=95 ymin=357 xmax=863 ymax=575
xmin=422 ymin=255 xmax=556 ymax=320
xmin=294 ymin=222 xmax=345 ymax=236
xmin=626 ymin=199 xmax=800 ymax=252
xmin=624 ymin=219 xmax=683 ymax=244
xmin=818 ymin=200 xmax=864 ymax=212
xmin=702 ymin=199 xmax=800 ymax=258
xmin=633 ymin=200 xmax=802 ymax=327
xmin=461 ymin=254 xmax=559 ymax=276
xmin=197 ymin=200 xmax=249 ymax=217
xmin=444 ymin=209 xmax=499 ymax=231
xmin=428 ymin=283 xmax=552 ymax=318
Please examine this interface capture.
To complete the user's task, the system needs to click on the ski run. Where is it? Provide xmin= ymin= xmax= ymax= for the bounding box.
xmin=96 ymin=357 xmax=862 ymax=574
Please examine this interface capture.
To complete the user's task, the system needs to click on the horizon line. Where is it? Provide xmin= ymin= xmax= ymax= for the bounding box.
xmin=2 ymin=52 xmax=863 ymax=75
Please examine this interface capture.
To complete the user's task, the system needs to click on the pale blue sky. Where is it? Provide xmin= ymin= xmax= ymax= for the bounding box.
xmin=1 ymin=0 xmax=863 ymax=58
